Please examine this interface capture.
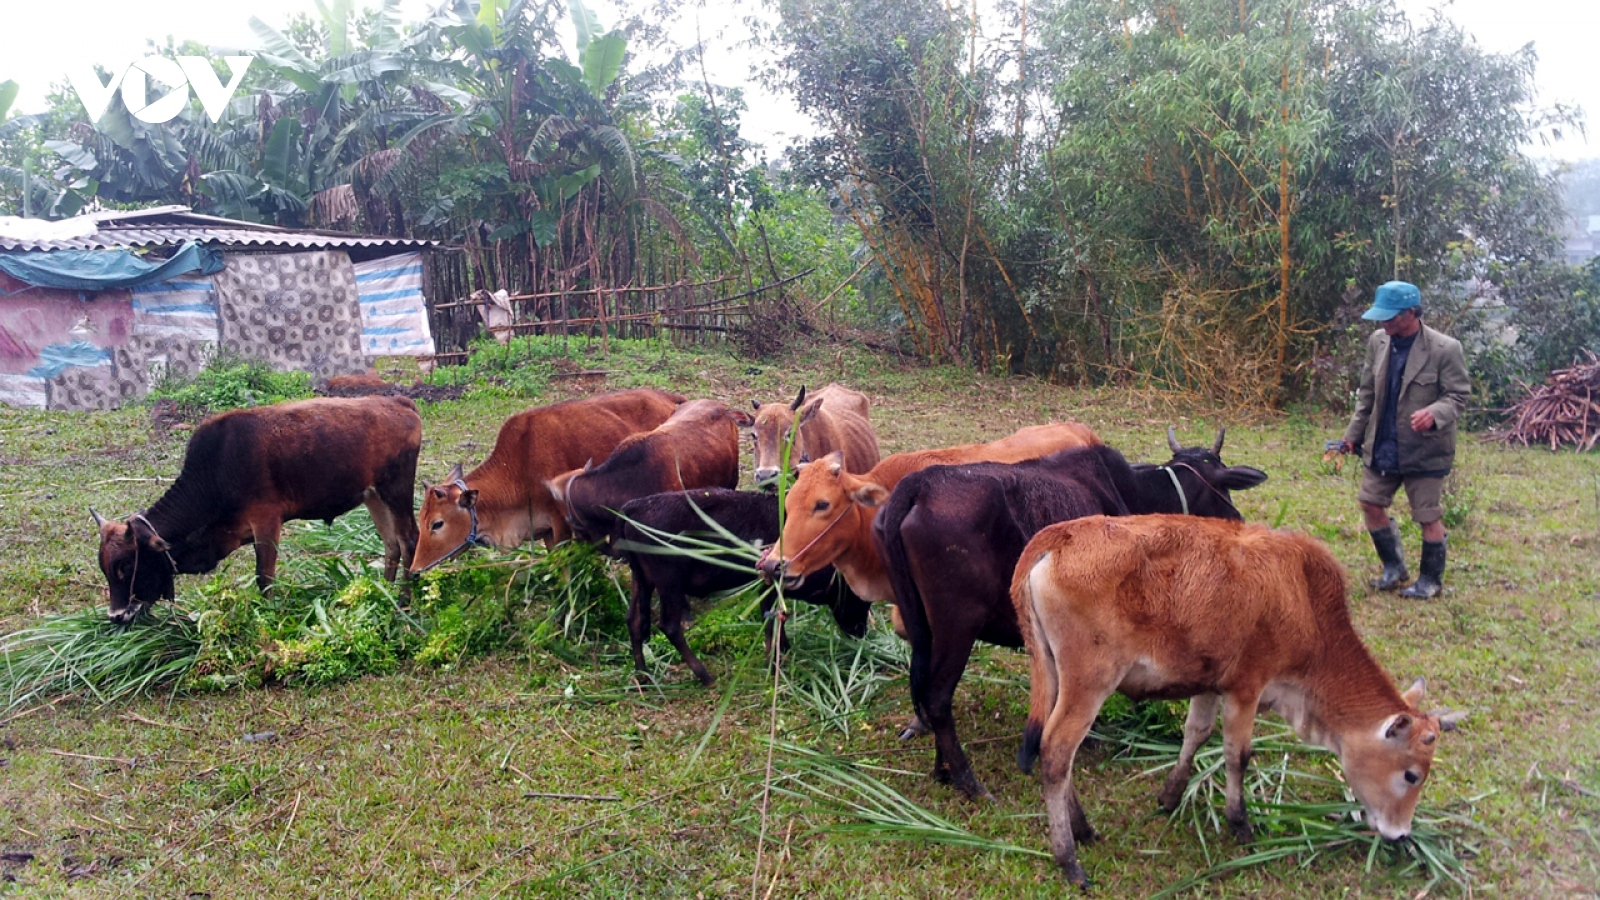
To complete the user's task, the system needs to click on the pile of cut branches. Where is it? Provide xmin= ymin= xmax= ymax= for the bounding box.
xmin=1496 ymin=351 xmax=1600 ymax=451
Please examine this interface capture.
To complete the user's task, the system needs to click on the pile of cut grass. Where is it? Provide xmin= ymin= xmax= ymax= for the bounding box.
xmin=0 ymin=521 xmax=635 ymax=710
xmin=1 ymin=605 xmax=200 ymax=711
xmin=764 ymin=706 xmax=1476 ymax=895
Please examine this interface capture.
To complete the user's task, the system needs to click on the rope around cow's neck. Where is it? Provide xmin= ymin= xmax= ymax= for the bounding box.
xmin=1162 ymin=462 xmax=1239 ymax=516
xmin=1160 ymin=467 xmax=1189 ymax=516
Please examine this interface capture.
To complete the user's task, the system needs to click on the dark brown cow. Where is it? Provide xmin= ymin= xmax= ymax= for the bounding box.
xmin=756 ymin=422 xmax=1101 ymax=605
xmin=612 ymin=488 xmax=871 ymax=685
xmin=731 ymin=384 xmax=880 ymax=485
xmin=877 ymin=431 xmax=1267 ymax=799
xmin=547 ymin=399 xmax=740 ymax=544
xmin=1012 ymin=515 xmax=1459 ymax=887
xmin=409 ymin=388 xmax=683 ymax=572
xmin=94 ymin=396 xmax=422 ymax=623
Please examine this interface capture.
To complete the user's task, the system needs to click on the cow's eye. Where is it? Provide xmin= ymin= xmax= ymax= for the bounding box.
xmin=814 ymin=500 xmax=830 ymax=514
xmin=1403 ymin=770 xmax=1421 ymax=785
xmin=431 ymin=520 xmax=444 ymax=532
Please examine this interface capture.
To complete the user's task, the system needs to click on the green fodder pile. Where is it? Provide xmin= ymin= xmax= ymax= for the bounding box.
xmin=0 ymin=521 xmax=631 ymax=710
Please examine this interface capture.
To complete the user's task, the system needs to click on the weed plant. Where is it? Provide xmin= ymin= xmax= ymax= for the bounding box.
xmin=147 ymin=352 xmax=313 ymax=412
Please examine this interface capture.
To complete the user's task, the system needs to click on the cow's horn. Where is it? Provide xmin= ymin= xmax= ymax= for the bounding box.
xmin=751 ymin=399 xmax=761 ymax=411
xmin=790 ymin=385 xmax=807 ymax=411
xmin=1167 ymin=426 xmax=1182 ymax=453
xmin=91 ymin=507 xmax=108 ymax=528
xmin=1212 ymin=427 xmax=1227 ymax=456
xmin=447 ymin=462 xmax=465 ymax=484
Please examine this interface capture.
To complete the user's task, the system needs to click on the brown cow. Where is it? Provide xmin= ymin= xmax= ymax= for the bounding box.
xmin=732 ymin=384 xmax=880 ymax=486
xmin=94 ymin=396 xmax=422 ymax=624
xmin=546 ymin=399 xmax=740 ymax=545
xmin=1012 ymin=515 xmax=1458 ymax=887
xmin=409 ymin=388 xmax=683 ymax=572
xmin=756 ymin=422 xmax=1101 ymax=605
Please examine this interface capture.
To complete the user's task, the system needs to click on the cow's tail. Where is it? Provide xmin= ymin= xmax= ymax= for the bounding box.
xmin=875 ymin=475 xmax=935 ymax=730
xmin=1012 ymin=538 xmax=1057 ymax=775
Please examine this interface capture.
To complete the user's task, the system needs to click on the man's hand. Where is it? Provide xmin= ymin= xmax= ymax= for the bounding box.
xmin=1337 ymin=439 xmax=1354 ymax=454
xmin=1410 ymin=409 xmax=1436 ymax=432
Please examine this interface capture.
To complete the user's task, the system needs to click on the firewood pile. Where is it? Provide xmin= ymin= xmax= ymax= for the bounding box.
xmin=1496 ymin=351 xmax=1600 ymax=451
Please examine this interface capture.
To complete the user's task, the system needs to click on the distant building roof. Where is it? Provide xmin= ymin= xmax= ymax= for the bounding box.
xmin=0 ymin=205 xmax=435 ymax=254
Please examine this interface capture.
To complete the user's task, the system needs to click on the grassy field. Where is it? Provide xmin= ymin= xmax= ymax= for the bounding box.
xmin=2 ymin=337 xmax=1597 ymax=898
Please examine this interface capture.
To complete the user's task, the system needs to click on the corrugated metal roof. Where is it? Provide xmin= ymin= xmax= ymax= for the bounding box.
xmin=0 ymin=206 xmax=437 ymax=253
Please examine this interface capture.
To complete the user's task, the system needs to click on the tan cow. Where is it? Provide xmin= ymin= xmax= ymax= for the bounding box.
xmin=546 ymin=399 xmax=741 ymax=545
xmin=756 ymin=422 xmax=1101 ymax=605
xmin=409 ymin=388 xmax=683 ymax=572
xmin=1012 ymin=515 xmax=1458 ymax=887
xmin=733 ymin=384 xmax=880 ymax=485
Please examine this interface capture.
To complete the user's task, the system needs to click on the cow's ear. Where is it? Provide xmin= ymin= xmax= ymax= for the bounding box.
xmin=1384 ymin=713 xmax=1414 ymax=742
xmin=459 ymin=489 xmax=479 ymax=509
xmin=545 ymin=472 xmax=576 ymax=504
xmin=852 ymin=482 xmax=890 ymax=508
xmin=798 ymin=397 xmax=824 ymax=425
xmin=730 ymin=409 xmax=754 ymax=428
xmin=130 ymin=518 xmax=169 ymax=552
xmin=1217 ymin=466 xmax=1268 ymax=491
xmin=1402 ymin=676 xmax=1427 ymax=707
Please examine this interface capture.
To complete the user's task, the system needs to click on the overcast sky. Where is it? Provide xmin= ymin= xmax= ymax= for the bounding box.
xmin=2 ymin=0 xmax=1595 ymax=160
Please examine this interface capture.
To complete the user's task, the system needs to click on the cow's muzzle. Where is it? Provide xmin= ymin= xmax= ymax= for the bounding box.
xmin=756 ymin=549 xmax=804 ymax=591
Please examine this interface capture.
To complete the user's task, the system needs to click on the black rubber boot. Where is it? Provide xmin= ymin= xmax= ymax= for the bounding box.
xmin=1368 ymin=522 xmax=1409 ymax=591
xmin=1400 ymin=538 xmax=1446 ymax=599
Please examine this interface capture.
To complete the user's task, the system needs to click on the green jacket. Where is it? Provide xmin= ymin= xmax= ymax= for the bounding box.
xmin=1341 ymin=323 xmax=1471 ymax=474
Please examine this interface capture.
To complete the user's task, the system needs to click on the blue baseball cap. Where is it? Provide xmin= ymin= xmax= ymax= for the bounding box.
xmin=1362 ymin=281 xmax=1421 ymax=321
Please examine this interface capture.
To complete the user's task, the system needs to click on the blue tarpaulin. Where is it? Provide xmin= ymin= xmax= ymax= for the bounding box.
xmin=0 ymin=242 xmax=224 ymax=292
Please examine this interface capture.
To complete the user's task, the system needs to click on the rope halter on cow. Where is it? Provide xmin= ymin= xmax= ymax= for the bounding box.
xmin=763 ymin=498 xmax=854 ymax=582
xmin=414 ymin=479 xmax=493 ymax=574
xmin=1160 ymin=467 xmax=1190 ymax=516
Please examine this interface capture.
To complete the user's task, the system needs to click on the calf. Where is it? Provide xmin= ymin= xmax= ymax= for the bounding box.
xmin=732 ymin=384 xmax=880 ymax=485
xmin=549 ymin=399 xmax=740 ymax=546
xmin=94 ymin=396 xmax=421 ymax=623
xmin=409 ymin=388 xmax=683 ymax=573
xmin=1012 ymin=515 xmax=1455 ymax=887
xmin=613 ymin=488 xmax=871 ymax=685
xmin=877 ymin=430 xmax=1267 ymax=798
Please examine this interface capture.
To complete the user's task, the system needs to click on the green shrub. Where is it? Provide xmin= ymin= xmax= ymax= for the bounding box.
xmin=149 ymin=352 xmax=313 ymax=412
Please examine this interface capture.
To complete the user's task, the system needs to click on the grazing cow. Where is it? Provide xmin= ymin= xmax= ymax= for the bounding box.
xmin=548 ymin=399 xmax=740 ymax=545
xmin=732 ymin=384 xmax=880 ymax=485
xmin=94 ymin=396 xmax=422 ymax=624
xmin=878 ymin=429 xmax=1268 ymax=799
xmin=409 ymin=388 xmax=683 ymax=573
xmin=613 ymin=488 xmax=872 ymax=685
xmin=1012 ymin=515 xmax=1457 ymax=887
xmin=755 ymin=422 xmax=1101 ymax=604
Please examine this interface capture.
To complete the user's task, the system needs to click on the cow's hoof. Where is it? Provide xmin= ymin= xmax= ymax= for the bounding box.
xmin=1228 ymin=817 xmax=1255 ymax=843
xmin=1156 ymin=787 xmax=1184 ymax=814
xmin=898 ymin=716 xmax=930 ymax=740
xmin=1059 ymin=859 xmax=1090 ymax=889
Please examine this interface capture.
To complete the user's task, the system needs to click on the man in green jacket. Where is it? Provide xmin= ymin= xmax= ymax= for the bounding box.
xmin=1338 ymin=281 xmax=1471 ymax=598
